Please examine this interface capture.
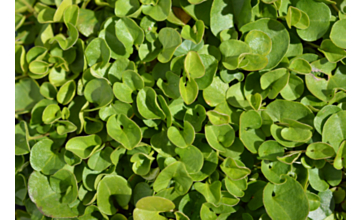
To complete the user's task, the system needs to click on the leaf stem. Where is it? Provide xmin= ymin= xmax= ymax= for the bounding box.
xmin=216 ymin=152 xmax=225 ymax=161
xmin=305 ymin=42 xmax=320 ymax=49
xmin=331 ymin=3 xmax=340 ymax=12
xmin=28 ymin=133 xmax=50 ymax=140
xmin=15 ymin=75 xmax=28 ymax=80
xmin=81 ymin=0 xmax=91 ymax=9
xmin=20 ymin=0 xmax=36 ymax=16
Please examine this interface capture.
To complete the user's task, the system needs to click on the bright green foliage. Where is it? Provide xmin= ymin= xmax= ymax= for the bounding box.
xmin=15 ymin=0 xmax=346 ymax=219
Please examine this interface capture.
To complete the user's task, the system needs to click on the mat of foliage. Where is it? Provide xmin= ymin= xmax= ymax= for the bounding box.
xmin=15 ymin=0 xmax=346 ymax=219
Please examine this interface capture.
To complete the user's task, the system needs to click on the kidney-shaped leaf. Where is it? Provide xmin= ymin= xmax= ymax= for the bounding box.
xmin=194 ymin=181 xmax=221 ymax=205
xmin=113 ymin=70 xmax=144 ymax=103
xmin=221 ymin=158 xmax=251 ymax=180
xmin=107 ymin=114 xmax=142 ymax=150
xmin=28 ymin=171 xmax=82 ymax=218
xmin=153 ymin=161 xmax=193 ymax=195
xmin=157 ymin=28 xmax=182 ymax=63
xmin=330 ymin=19 xmax=346 ymax=49
xmin=205 ymin=124 xmax=235 ymax=152
xmin=181 ymin=20 xmax=205 ymax=44
xmin=168 ymin=121 xmax=195 ymax=148
xmin=240 ymin=18 xmax=290 ymax=70
xmin=30 ymin=139 xmax=66 ymax=175
xmin=322 ymin=110 xmax=346 ymax=151
xmin=65 ymin=134 xmax=103 ymax=159
xmin=97 ymin=175 xmax=132 ymax=215
xmin=263 ymin=175 xmax=309 ymax=220
xmin=184 ymin=51 xmax=205 ymax=79
xmin=137 ymin=87 xmax=166 ymax=119
xmin=306 ymin=142 xmax=335 ymax=160
xmin=84 ymin=78 xmax=113 ymax=110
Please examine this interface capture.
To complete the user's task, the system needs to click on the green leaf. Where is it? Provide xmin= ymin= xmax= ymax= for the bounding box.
xmin=330 ymin=19 xmax=346 ymax=49
xmin=85 ymin=38 xmax=111 ymax=68
xmin=314 ymin=105 xmax=342 ymax=135
xmin=239 ymin=53 xmax=269 ymax=71
xmin=142 ymin=0 xmax=171 ymax=21
xmin=15 ymin=173 xmax=27 ymax=205
xmin=184 ymin=104 xmax=206 ymax=132
xmin=307 ymin=192 xmax=321 ymax=212
xmin=15 ymin=121 xmax=30 ymax=155
xmin=277 ymin=151 xmax=302 ymax=164
xmin=263 ymin=175 xmax=310 ymax=220
xmin=153 ymin=161 xmax=193 ymax=195
xmin=15 ymin=78 xmax=43 ymax=114
xmin=280 ymin=74 xmax=304 ymax=101
xmin=308 ymin=189 xmax=335 ymax=220
xmin=57 ymin=80 xmax=76 ymax=105
xmin=107 ymin=114 xmax=142 ymax=150
xmin=168 ymin=121 xmax=195 ymax=148
xmin=322 ymin=110 xmax=346 ymax=151
xmin=56 ymin=120 xmax=77 ymax=135
xmin=306 ymin=142 xmax=335 ymax=160
xmin=286 ymin=6 xmax=310 ymax=30
xmin=42 ymin=107 xmax=63 ymax=129
xmin=261 ymin=160 xmax=291 ymax=184
xmin=184 ymin=51 xmax=205 ymax=78
xmin=137 ymin=87 xmax=166 ymax=119
xmin=280 ymin=118 xmax=313 ymax=143
xmin=28 ymin=171 xmax=82 ymax=218
xmin=30 ymin=139 xmax=66 ymax=175
xmin=65 ymin=134 xmax=103 ymax=159
xmin=334 ymin=140 xmax=346 ymax=170
xmin=176 ymin=145 xmax=204 ymax=174
xmin=194 ymin=181 xmax=222 ymax=205
xmin=220 ymin=158 xmax=251 ymax=180
xmin=203 ymin=76 xmax=229 ymax=107
xmin=15 ymin=44 xmax=27 ymax=74
xmin=260 ymin=68 xmax=289 ymax=99
xmin=226 ymin=82 xmax=250 ymax=109
xmin=318 ymin=39 xmax=346 ymax=63
xmin=219 ymin=40 xmax=250 ymax=70
xmin=115 ymin=17 xmax=144 ymax=55
xmin=131 ymin=153 xmax=155 ymax=175
xmin=29 ymin=60 xmax=50 ymax=75
xmin=115 ymin=0 xmax=141 ymax=17
xmin=205 ymin=124 xmax=235 ymax=152
xmin=157 ymin=28 xmax=182 ymax=63
xmin=88 ymin=146 xmax=113 ymax=171
xmin=113 ymin=70 xmax=144 ymax=103
xmin=210 ymin=0 xmax=252 ymax=37
xmin=181 ymin=20 xmax=205 ymax=44
xmin=295 ymin=0 xmax=331 ymax=41
xmin=207 ymin=110 xmax=230 ymax=125
xmin=239 ymin=110 xmax=266 ymax=153
xmin=240 ymin=18 xmax=290 ymax=70
xmin=133 ymin=196 xmax=175 ymax=220
xmin=51 ymin=22 xmax=79 ymax=50
xmin=265 ymin=99 xmax=314 ymax=126
xmin=258 ymin=140 xmax=285 ymax=161
xmin=49 ymin=169 xmax=78 ymax=204
xmin=244 ymin=30 xmax=272 ymax=56
xmin=179 ymin=75 xmax=199 ymax=105
xmin=84 ymin=78 xmax=114 ymax=110
xmin=40 ymin=82 xmax=58 ymax=100
xmin=289 ymin=58 xmax=312 ymax=74
xmin=157 ymin=71 xmax=181 ymax=99
xmin=97 ymin=175 xmax=132 ymax=215
xmin=224 ymin=176 xmax=247 ymax=198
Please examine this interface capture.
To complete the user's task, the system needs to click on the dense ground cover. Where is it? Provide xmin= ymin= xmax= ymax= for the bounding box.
xmin=15 ymin=0 xmax=346 ymax=219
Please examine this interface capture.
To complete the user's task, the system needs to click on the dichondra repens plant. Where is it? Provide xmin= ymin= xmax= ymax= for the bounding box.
xmin=15 ymin=0 xmax=346 ymax=219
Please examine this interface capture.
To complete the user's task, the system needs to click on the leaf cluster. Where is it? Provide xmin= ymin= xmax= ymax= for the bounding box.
xmin=15 ymin=0 xmax=346 ymax=219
